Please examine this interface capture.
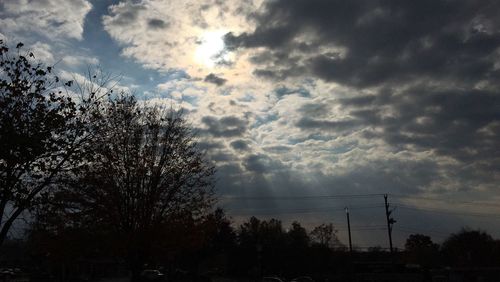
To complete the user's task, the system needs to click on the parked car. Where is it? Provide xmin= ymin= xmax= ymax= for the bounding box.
xmin=262 ymin=276 xmax=285 ymax=282
xmin=0 ymin=268 xmax=15 ymax=279
xmin=0 ymin=268 xmax=15 ymax=281
xmin=291 ymin=276 xmax=314 ymax=282
xmin=140 ymin=269 xmax=165 ymax=281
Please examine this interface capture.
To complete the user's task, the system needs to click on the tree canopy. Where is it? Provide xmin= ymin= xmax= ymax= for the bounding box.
xmin=1 ymin=42 xmax=216 ymax=281
xmin=441 ymin=228 xmax=498 ymax=267
xmin=0 ymin=41 xmax=99 ymax=246
xmin=35 ymin=94 xmax=215 ymax=279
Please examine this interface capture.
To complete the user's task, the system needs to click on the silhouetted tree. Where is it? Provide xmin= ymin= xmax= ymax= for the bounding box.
xmin=310 ymin=223 xmax=343 ymax=250
xmin=240 ymin=217 xmax=286 ymax=250
xmin=441 ymin=228 xmax=498 ymax=267
xmin=237 ymin=217 xmax=286 ymax=276
xmin=287 ymin=221 xmax=310 ymax=248
xmin=186 ymin=208 xmax=237 ymax=275
xmin=203 ymin=208 xmax=237 ymax=252
xmin=285 ymin=222 xmax=310 ymax=276
xmin=0 ymin=41 xmax=102 ymax=247
xmin=38 ymin=95 xmax=215 ymax=281
xmin=404 ymin=233 xmax=440 ymax=267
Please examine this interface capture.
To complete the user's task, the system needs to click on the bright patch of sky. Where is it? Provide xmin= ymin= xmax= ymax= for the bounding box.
xmin=2 ymin=0 xmax=500 ymax=247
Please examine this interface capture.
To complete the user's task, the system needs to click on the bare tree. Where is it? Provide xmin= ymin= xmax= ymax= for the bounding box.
xmin=0 ymin=41 xmax=105 ymax=247
xmin=41 ymin=94 xmax=215 ymax=280
xmin=310 ymin=223 xmax=343 ymax=250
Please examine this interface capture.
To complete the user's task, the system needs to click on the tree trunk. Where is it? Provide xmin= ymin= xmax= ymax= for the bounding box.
xmin=0 ymin=206 xmax=25 ymax=247
xmin=128 ymin=251 xmax=145 ymax=282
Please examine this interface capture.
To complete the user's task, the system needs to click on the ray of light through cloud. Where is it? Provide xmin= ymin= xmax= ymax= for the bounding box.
xmin=2 ymin=0 xmax=500 ymax=248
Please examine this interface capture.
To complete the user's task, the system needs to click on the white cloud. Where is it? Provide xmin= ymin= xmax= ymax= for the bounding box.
xmin=102 ymin=0 xmax=261 ymax=79
xmin=30 ymin=42 xmax=55 ymax=64
xmin=62 ymin=55 xmax=99 ymax=67
xmin=1 ymin=0 xmax=92 ymax=40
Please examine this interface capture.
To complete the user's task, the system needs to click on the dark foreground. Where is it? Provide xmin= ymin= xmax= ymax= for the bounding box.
xmin=2 ymin=263 xmax=500 ymax=282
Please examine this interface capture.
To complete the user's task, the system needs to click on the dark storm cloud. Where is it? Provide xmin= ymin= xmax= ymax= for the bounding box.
xmin=298 ymin=103 xmax=330 ymax=117
xmin=197 ymin=141 xmax=224 ymax=151
xmin=210 ymin=152 xmax=235 ymax=162
xmin=337 ymin=86 xmax=500 ymax=163
xmin=216 ymin=144 xmax=500 ymax=244
xmin=200 ymin=115 xmax=247 ymax=137
xmin=224 ymin=0 xmax=500 ymax=170
xmin=338 ymin=95 xmax=377 ymax=107
xmin=243 ymin=154 xmax=284 ymax=173
xmin=230 ymin=139 xmax=250 ymax=151
xmin=147 ymin=18 xmax=169 ymax=29
xmin=274 ymin=86 xmax=310 ymax=99
xmin=216 ymin=163 xmax=243 ymax=178
xmin=296 ymin=117 xmax=361 ymax=132
xmin=204 ymin=73 xmax=227 ymax=86
xmin=263 ymin=145 xmax=292 ymax=154
xmin=219 ymin=156 xmax=445 ymax=214
xmin=322 ymin=159 xmax=442 ymax=196
xmin=225 ymin=0 xmax=500 ymax=87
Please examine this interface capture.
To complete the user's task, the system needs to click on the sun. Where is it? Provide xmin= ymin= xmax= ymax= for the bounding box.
xmin=194 ymin=30 xmax=228 ymax=68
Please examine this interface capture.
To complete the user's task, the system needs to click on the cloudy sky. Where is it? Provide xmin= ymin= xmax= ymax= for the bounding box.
xmin=2 ymin=0 xmax=500 ymax=248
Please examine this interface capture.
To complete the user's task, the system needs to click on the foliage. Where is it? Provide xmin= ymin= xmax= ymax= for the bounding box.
xmin=36 ymin=94 xmax=215 ymax=279
xmin=441 ymin=228 xmax=498 ymax=267
xmin=404 ymin=233 xmax=440 ymax=267
xmin=0 ymin=41 xmax=101 ymax=246
xmin=287 ymin=221 xmax=309 ymax=248
xmin=239 ymin=217 xmax=285 ymax=248
xmin=202 ymin=208 xmax=237 ymax=252
xmin=25 ymin=210 xmax=500 ymax=280
xmin=310 ymin=223 xmax=343 ymax=250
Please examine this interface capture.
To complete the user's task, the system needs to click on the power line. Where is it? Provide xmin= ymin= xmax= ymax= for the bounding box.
xmin=224 ymin=204 xmax=385 ymax=215
xmin=221 ymin=193 xmax=500 ymax=209
xmin=225 ymin=202 xmax=500 ymax=218
xmin=390 ymin=194 xmax=500 ymax=207
xmin=219 ymin=193 xmax=500 ymax=249
xmin=352 ymin=246 xmax=393 ymax=251
xmin=226 ymin=204 xmax=385 ymax=211
xmin=227 ymin=209 xmax=341 ymax=215
xmin=340 ymin=227 xmax=386 ymax=231
xmin=394 ymin=227 xmax=449 ymax=240
xmin=220 ymin=193 xmax=386 ymax=200
xmin=396 ymin=225 xmax=451 ymax=237
xmin=394 ymin=203 xmax=500 ymax=218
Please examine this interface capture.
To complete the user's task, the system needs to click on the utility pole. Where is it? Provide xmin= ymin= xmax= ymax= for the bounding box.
xmin=345 ymin=207 xmax=353 ymax=253
xmin=384 ymin=194 xmax=396 ymax=253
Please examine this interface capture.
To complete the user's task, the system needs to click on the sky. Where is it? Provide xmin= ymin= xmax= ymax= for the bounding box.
xmin=1 ymin=0 xmax=500 ymax=248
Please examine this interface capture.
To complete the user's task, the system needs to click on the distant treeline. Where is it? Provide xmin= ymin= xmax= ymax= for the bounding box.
xmin=2 ymin=41 xmax=500 ymax=282
xmin=2 ymin=211 xmax=500 ymax=280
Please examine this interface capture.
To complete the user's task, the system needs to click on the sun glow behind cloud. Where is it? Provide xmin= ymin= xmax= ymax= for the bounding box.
xmin=194 ymin=30 xmax=230 ymax=68
xmin=4 ymin=0 xmax=500 ymax=246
